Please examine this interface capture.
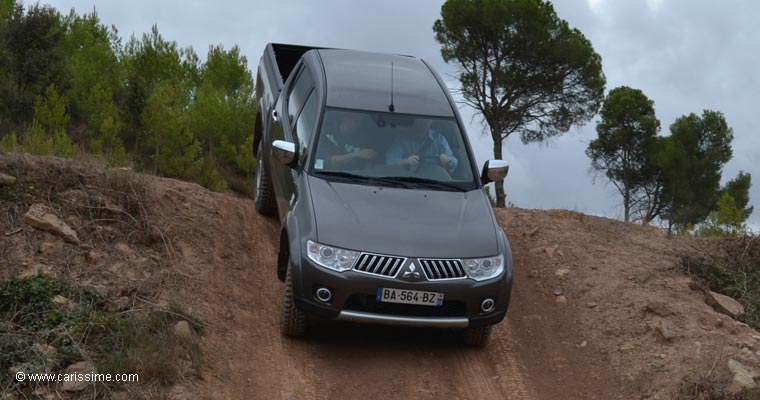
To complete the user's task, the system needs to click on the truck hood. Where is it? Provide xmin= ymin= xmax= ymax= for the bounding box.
xmin=308 ymin=176 xmax=499 ymax=258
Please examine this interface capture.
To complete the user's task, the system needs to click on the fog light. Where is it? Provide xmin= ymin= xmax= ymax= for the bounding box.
xmin=481 ymin=298 xmax=495 ymax=313
xmin=315 ymin=287 xmax=332 ymax=303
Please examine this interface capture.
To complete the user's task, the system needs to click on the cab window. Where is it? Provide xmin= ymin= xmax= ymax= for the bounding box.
xmin=287 ymin=66 xmax=315 ymax=124
xmin=293 ymin=89 xmax=317 ymax=163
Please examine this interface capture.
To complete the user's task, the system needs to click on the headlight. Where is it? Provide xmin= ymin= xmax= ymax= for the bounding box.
xmin=307 ymin=240 xmax=359 ymax=272
xmin=463 ymin=255 xmax=504 ymax=281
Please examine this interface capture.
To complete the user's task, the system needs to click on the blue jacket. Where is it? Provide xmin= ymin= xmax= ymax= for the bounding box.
xmin=386 ymin=130 xmax=458 ymax=172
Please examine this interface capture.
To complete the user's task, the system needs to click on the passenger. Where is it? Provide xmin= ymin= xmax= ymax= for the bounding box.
xmin=386 ymin=119 xmax=458 ymax=173
xmin=316 ymin=114 xmax=377 ymax=170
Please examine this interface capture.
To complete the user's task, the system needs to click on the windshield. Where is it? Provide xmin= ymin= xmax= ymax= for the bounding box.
xmin=311 ymin=108 xmax=477 ymax=191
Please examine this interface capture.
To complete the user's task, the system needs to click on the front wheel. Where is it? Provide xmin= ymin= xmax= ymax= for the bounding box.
xmin=280 ymin=265 xmax=308 ymax=337
xmin=254 ymin=145 xmax=277 ymax=216
xmin=462 ymin=325 xmax=492 ymax=347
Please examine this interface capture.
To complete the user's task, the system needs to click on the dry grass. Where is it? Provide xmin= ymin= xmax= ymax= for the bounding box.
xmin=0 ymin=153 xmax=197 ymax=398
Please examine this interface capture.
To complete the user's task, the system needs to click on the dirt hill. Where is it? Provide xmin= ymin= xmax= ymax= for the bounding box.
xmin=1 ymin=153 xmax=759 ymax=399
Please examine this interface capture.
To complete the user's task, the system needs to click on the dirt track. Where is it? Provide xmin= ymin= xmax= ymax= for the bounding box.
xmin=168 ymin=187 xmax=618 ymax=400
xmin=4 ymin=154 xmax=758 ymax=399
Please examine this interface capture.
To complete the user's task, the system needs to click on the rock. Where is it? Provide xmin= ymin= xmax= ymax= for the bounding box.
xmin=38 ymin=241 xmax=63 ymax=257
xmin=20 ymin=263 xmax=55 ymax=278
xmin=587 ymin=302 xmax=598 ymax=309
xmin=172 ymin=321 xmax=194 ymax=340
xmin=727 ymin=359 xmax=759 ymax=393
xmin=739 ymin=347 xmax=759 ymax=365
xmin=656 ymin=320 xmax=676 ymax=341
xmin=579 ymin=340 xmax=587 ymax=348
xmin=644 ymin=302 xmax=675 ymax=317
xmin=23 ymin=204 xmax=80 ymax=244
xmin=61 ymin=361 xmax=96 ymax=392
xmin=619 ymin=342 xmax=636 ymax=352
xmin=111 ymin=392 xmax=129 ymax=400
xmin=83 ymin=284 xmax=109 ymax=298
xmin=555 ymin=295 xmax=567 ymax=304
xmin=33 ymin=343 xmax=57 ymax=357
xmin=555 ymin=268 xmax=570 ymax=277
xmin=102 ymin=203 xmax=126 ymax=216
xmin=544 ymin=246 xmax=558 ymax=258
xmin=0 ymin=172 xmax=17 ymax=185
xmin=528 ymin=270 xmax=540 ymax=278
xmin=84 ymin=249 xmax=104 ymax=264
xmin=735 ymin=320 xmax=750 ymax=329
xmin=58 ymin=189 xmax=88 ymax=204
xmin=51 ymin=295 xmax=76 ymax=311
xmin=706 ymin=291 xmax=745 ymax=319
xmin=553 ymin=289 xmax=563 ymax=296
xmin=8 ymin=365 xmax=25 ymax=375
xmin=168 ymin=385 xmax=191 ymax=400
xmin=114 ymin=243 xmax=136 ymax=260
xmin=108 ymin=296 xmax=131 ymax=312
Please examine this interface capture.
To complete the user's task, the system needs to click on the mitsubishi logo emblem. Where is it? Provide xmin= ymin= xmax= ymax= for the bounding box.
xmin=402 ymin=262 xmax=422 ymax=280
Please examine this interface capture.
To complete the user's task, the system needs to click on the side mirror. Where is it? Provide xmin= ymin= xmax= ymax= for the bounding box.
xmin=481 ymin=160 xmax=509 ymax=184
xmin=272 ymin=140 xmax=297 ymax=167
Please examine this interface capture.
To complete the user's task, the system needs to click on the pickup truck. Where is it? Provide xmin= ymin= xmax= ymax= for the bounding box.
xmin=252 ymin=43 xmax=513 ymax=346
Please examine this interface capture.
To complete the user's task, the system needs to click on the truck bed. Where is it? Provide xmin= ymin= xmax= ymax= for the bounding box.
xmin=264 ymin=43 xmax=322 ymax=92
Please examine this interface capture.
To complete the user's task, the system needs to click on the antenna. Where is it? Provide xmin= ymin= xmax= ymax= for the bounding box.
xmin=389 ymin=62 xmax=395 ymax=112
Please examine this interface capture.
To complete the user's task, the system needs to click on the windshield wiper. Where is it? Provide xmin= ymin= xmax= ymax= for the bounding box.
xmin=314 ymin=171 xmax=414 ymax=188
xmin=314 ymin=171 xmax=372 ymax=181
xmin=376 ymin=176 xmax=467 ymax=192
xmin=314 ymin=172 xmax=466 ymax=191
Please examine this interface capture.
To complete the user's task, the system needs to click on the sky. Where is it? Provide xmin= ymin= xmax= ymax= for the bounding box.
xmin=44 ymin=0 xmax=760 ymax=229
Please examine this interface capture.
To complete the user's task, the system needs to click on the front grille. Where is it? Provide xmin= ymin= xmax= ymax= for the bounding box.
xmin=419 ymin=259 xmax=466 ymax=280
xmin=353 ymin=254 xmax=405 ymax=277
xmin=344 ymin=294 xmax=467 ymax=318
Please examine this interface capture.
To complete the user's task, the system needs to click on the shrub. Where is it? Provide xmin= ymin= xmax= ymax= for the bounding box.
xmin=682 ymin=236 xmax=760 ymax=331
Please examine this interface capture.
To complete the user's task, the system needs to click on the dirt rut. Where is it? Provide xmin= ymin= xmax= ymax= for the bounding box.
xmin=171 ymin=189 xmax=617 ymax=400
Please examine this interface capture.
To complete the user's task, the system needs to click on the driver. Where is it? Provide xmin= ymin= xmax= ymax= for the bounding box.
xmin=316 ymin=113 xmax=377 ymax=169
xmin=385 ymin=119 xmax=458 ymax=173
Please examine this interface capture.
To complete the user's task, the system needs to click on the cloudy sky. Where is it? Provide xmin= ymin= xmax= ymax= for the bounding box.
xmin=44 ymin=0 xmax=760 ymax=228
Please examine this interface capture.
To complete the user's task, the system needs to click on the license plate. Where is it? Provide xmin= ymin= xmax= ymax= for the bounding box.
xmin=376 ymin=287 xmax=444 ymax=307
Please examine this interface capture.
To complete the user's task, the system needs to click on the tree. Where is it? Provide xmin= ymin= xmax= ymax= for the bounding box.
xmin=0 ymin=0 xmax=19 ymax=127
xmin=655 ymin=110 xmax=734 ymax=232
xmin=60 ymin=11 xmax=128 ymax=164
xmin=189 ymin=45 xmax=256 ymax=172
xmin=123 ymin=25 xmax=193 ymax=144
xmin=587 ymin=86 xmax=660 ymax=223
xmin=33 ymin=84 xmax=69 ymax=133
xmin=141 ymin=80 xmax=195 ymax=176
xmin=434 ymin=0 xmax=605 ymax=207
xmin=697 ymin=193 xmax=748 ymax=237
xmin=4 ymin=3 xmax=66 ymax=123
xmin=719 ymin=171 xmax=753 ymax=220
xmin=61 ymin=11 xmax=123 ymax=127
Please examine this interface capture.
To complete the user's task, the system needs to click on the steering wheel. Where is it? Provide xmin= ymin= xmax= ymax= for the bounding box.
xmin=409 ymin=155 xmax=444 ymax=173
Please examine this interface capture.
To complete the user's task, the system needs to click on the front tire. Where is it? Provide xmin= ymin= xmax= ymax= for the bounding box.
xmin=462 ymin=325 xmax=492 ymax=347
xmin=254 ymin=145 xmax=277 ymax=216
xmin=280 ymin=265 xmax=308 ymax=337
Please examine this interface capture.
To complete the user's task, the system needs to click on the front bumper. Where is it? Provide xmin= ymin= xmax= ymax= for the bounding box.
xmin=293 ymin=256 xmax=511 ymax=328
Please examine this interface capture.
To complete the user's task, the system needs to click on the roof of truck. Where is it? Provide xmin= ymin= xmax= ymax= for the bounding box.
xmin=315 ymin=49 xmax=456 ymax=117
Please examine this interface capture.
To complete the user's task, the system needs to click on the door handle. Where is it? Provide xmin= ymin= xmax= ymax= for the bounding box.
xmin=271 ymin=109 xmax=279 ymax=122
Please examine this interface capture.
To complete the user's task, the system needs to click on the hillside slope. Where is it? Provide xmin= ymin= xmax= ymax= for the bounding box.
xmin=1 ymin=154 xmax=759 ymax=399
